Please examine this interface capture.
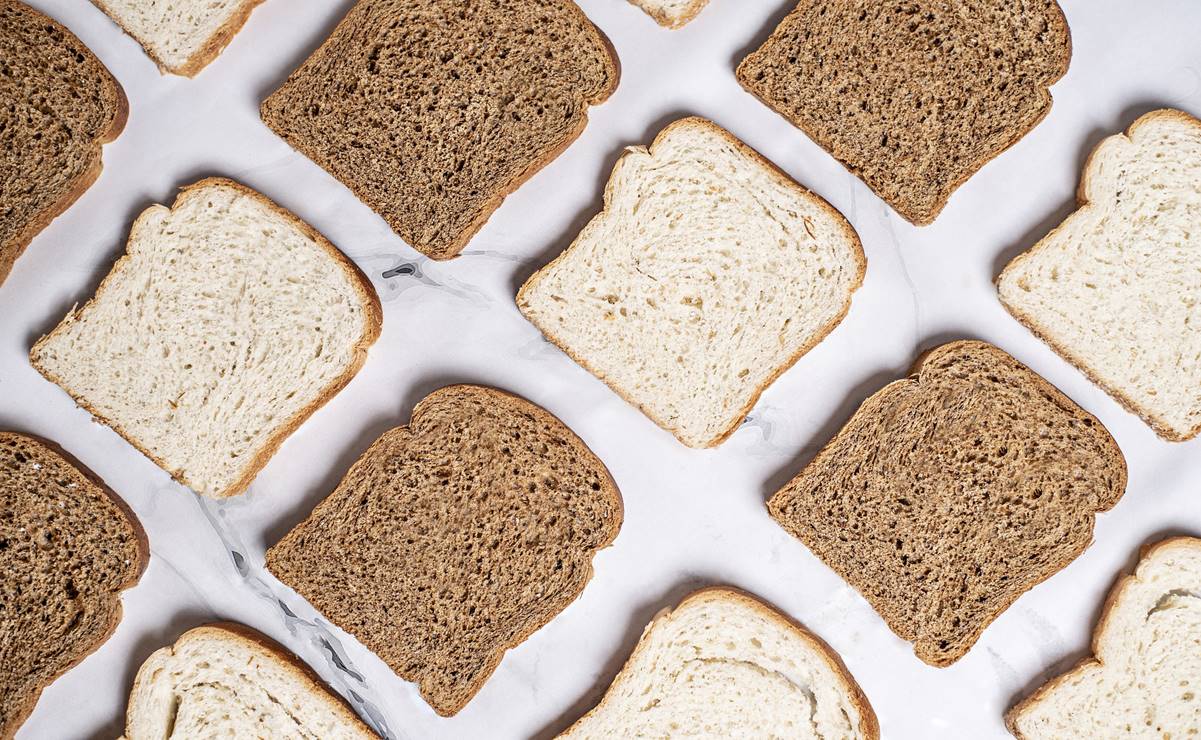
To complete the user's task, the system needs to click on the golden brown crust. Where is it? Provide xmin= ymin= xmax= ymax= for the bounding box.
xmin=997 ymin=108 xmax=1201 ymax=442
xmin=517 ymin=116 xmax=865 ymax=448
xmin=30 ymin=177 xmax=383 ymax=499
xmin=627 ymin=0 xmax=711 ymax=29
xmin=560 ymin=586 xmax=879 ymax=739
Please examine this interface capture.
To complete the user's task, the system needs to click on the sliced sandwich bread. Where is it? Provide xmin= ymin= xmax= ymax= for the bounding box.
xmin=261 ymin=0 xmax=619 ymax=260
xmin=998 ymin=109 xmax=1201 ymax=441
xmin=559 ymin=587 xmax=878 ymax=739
xmin=90 ymin=0 xmax=265 ymax=76
xmin=518 ymin=117 xmax=864 ymax=448
xmin=737 ymin=0 xmax=1071 ymax=224
xmin=266 ymin=384 xmax=623 ymax=716
xmin=627 ymin=0 xmax=710 ymax=28
xmin=31 ymin=178 xmax=382 ymax=499
xmin=123 ymin=622 xmax=375 ymax=739
xmin=0 ymin=0 xmax=126 ymax=288
xmin=769 ymin=340 xmax=1126 ymax=666
xmin=1007 ymin=537 xmax=1201 ymax=739
xmin=0 ymin=432 xmax=147 ymax=740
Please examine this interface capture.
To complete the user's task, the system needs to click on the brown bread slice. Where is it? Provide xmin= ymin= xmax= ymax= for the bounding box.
xmin=0 ymin=0 xmax=127 ymax=288
xmin=737 ymin=0 xmax=1070 ymax=225
xmin=0 ymin=432 xmax=147 ymax=739
xmin=768 ymin=341 xmax=1126 ymax=667
xmin=266 ymin=384 xmax=623 ymax=716
xmin=260 ymin=0 xmax=619 ymax=260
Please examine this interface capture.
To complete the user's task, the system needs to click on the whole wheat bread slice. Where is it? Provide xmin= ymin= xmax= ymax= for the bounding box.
xmin=0 ymin=432 xmax=147 ymax=740
xmin=0 ymin=0 xmax=126 ymax=288
xmin=737 ymin=0 xmax=1071 ymax=224
xmin=627 ymin=0 xmax=710 ymax=28
xmin=560 ymin=587 xmax=878 ymax=739
xmin=31 ymin=178 xmax=382 ymax=499
xmin=266 ymin=384 xmax=623 ymax=716
xmin=769 ymin=340 xmax=1126 ymax=667
xmin=998 ymin=109 xmax=1201 ymax=442
xmin=261 ymin=0 xmax=619 ymax=260
xmin=123 ymin=622 xmax=375 ymax=739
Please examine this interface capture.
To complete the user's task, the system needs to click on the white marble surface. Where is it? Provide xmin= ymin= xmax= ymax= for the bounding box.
xmin=2 ymin=1 xmax=1199 ymax=738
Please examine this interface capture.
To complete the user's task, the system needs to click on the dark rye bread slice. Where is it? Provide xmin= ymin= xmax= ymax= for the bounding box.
xmin=261 ymin=0 xmax=619 ymax=260
xmin=266 ymin=385 xmax=622 ymax=716
xmin=0 ymin=0 xmax=127 ymax=287
xmin=737 ymin=0 xmax=1070 ymax=225
xmin=768 ymin=341 xmax=1125 ymax=667
xmin=0 ymin=432 xmax=147 ymax=739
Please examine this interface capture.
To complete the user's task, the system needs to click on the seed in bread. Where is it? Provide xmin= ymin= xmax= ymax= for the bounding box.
xmin=260 ymin=0 xmax=619 ymax=260
xmin=769 ymin=340 xmax=1126 ymax=667
xmin=737 ymin=0 xmax=1071 ymax=224
xmin=518 ymin=117 xmax=864 ymax=448
xmin=31 ymin=178 xmax=382 ymax=499
xmin=998 ymin=109 xmax=1201 ymax=442
xmin=0 ymin=0 xmax=126 ymax=288
xmin=0 ymin=432 xmax=147 ymax=740
xmin=266 ymin=385 xmax=623 ymax=716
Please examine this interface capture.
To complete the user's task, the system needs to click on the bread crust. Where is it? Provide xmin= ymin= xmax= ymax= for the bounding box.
xmin=0 ymin=0 xmax=127 ymax=288
xmin=88 ymin=0 xmax=266 ymax=77
xmin=997 ymin=108 xmax=1201 ymax=442
xmin=517 ymin=116 xmax=865 ymax=448
xmin=30 ymin=177 xmax=383 ymax=499
xmin=0 ymin=432 xmax=148 ymax=740
xmin=627 ymin=0 xmax=710 ymax=29
xmin=1004 ymin=536 xmax=1201 ymax=739
xmin=559 ymin=586 xmax=880 ymax=739
xmin=736 ymin=0 xmax=1072 ymax=226
xmin=124 ymin=622 xmax=376 ymax=738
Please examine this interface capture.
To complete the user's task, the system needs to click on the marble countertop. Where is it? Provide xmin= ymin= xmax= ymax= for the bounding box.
xmin=3 ymin=1 xmax=1200 ymax=738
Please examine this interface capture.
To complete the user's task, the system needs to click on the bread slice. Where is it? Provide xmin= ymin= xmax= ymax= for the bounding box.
xmin=998 ymin=109 xmax=1201 ymax=442
xmin=0 ymin=0 xmax=126 ymax=288
xmin=31 ymin=178 xmax=382 ymax=499
xmin=737 ymin=0 xmax=1071 ymax=225
xmin=0 ymin=432 xmax=147 ymax=740
xmin=90 ymin=0 xmax=265 ymax=76
xmin=260 ymin=0 xmax=618 ymax=260
xmin=123 ymin=622 xmax=375 ymax=739
xmin=518 ymin=117 xmax=864 ymax=448
xmin=627 ymin=0 xmax=710 ymax=28
xmin=769 ymin=340 xmax=1126 ymax=667
xmin=266 ymin=384 xmax=622 ymax=716
xmin=560 ymin=587 xmax=878 ymax=739
xmin=1007 ymin=537 xmax=1201 ymax=739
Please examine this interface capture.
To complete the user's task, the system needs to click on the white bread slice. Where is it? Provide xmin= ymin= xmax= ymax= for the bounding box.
xmin=1007 ymin=537 xmax=1201 ymax=739
xmin=31 ymin=178 xmax=381 ymax=499
xmin=518 ymin=117 xmax=864 ymax=448
xmin=627 ymin=0 xmax=710 ymax=28
xmin=559 ymin=588 xmax=878 ymax=739
xmin=997 ymin=109 xmax=1201 ymax=441
xmin=123 ymin=622 xmax=375 ymax=740
xmin=91 ymin=0 xmax=265 ymax=76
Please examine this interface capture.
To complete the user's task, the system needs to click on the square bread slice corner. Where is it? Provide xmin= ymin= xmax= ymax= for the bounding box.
xmin=998 ymin=108 xmax=1201 ymax=442
xmin=31 ymin=178 xmax=382 ymax=498
xmin=517 ymin=117 xmax=864 ymax=448
xmin=627 ymin=0 xmax=711 ymax=28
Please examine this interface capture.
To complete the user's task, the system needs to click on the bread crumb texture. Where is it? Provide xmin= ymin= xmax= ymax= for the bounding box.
xmin=1008 ymin=538 xmax=1201 ymax=739
xmin=266 ymin=385 xmax=622 ymax=716
xmin=769 ymin=341 xmax=1126 ymax=667
xmin=560 ymin=588 xmax=878 ymax=739
xmin=738 ymin=0 xmax=1070 ymax=224
xmin=0 ymin=433 xmax=145 ymax=739
xmin=627 ymin=0 xmax=710 ymax=28
xmin=518 ymin=118 xmax=863 ymax=448
xmin=999 ymin=109 xmax=1201 ymax=441
xmin=90 ymin=0 xmax=263 ymax=75
xmin=261 ymin=0 xmax=617 ymax=259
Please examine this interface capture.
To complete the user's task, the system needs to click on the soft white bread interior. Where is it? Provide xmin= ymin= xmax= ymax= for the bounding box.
xmin=627 ymin=0 xmax=710 ymax=28
xmin=31 ymin=177 xmax=381 ymax=498
xmin=559 ymin=588 xmax=878 ymax=739
xmin=518 ymin=117 xmax=864 ymax=447
xmin=91 ymin=0 xmax=263 ymax=76
xmin=998 ymin=109 xmax=1201 ymax=441
xmin=1007 ymin=537 xmax=1201 ymax=739
xmin=123 ymin=623 xmax=375 ymax=740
